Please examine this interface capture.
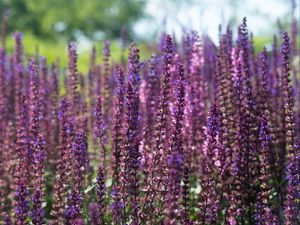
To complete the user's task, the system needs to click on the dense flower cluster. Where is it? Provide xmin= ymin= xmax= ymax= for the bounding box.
xmin=0 ymin=9 xmax=299 ymax=225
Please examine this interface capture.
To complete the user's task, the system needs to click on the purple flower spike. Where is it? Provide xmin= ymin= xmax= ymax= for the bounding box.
xmin=64 ymin=190 xmax=83 ymax=225
xmin=15 ymin=182 xmax=29 ymax=225
xmin=165 ymin=63 xmax=186 ymax=224
xmin=31 ymin=189 xmax=45 ymax=225
xmin=280 ymin=33 xmax=298 ymax=225
xmin=122 ymin=43 xmax=141 ymax=224
xmin=142 ymin=35 xmax=174 ymax=222
xmin=68 ymin=42 xmax=79 ymax=118
xmin=51 ymin=98 xmax=72 ymax=223
xmin=255 ymin=116 xmax=278 ymax=225
xmin=96 ymin=166 xmax=106 ymax=225
xmin=29 ymin=58 xmax=40 ymax=140
xmin=198 ymin=104 xmax=220 ymax=225
xmin=102 ymin=40 xmax=111 ymax=124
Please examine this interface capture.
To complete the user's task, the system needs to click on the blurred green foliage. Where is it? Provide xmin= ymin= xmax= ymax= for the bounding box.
xmin=1 ymin=0 xmax=296 ymax=75
xmin=0 ymin=0 xmax=145 ymax=41
xmin=5 ymin=33 xmax=152 ymax=73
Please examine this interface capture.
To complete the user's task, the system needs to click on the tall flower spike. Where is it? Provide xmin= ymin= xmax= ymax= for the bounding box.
xmin=39 ymin=57 xmax=50 ymax=142
xmin=64 ymin=190 xmax=83 ymax=225
xmin=255 ymin=117 xmax=277 ymax=225
xmin=281 ymin=31 xmax=299 ymax=225
xmin=15 ymin=182 xmax=29 ymax=225
xmin=112 ymin=66 xmax=125 ymax=184
xmin=64 ymin=130 xmax=87 ymax=224
xmin=28 ymin=58 xmax=41 ymax=193
xmin=49 ymin=63 xmax=59 ymax=160
xmin=198 ymin=104 xmax=220 ymax=225
xmin=238 ymin=18 xmax=260 ymax=222
xmin=96 ymin=166 xmax=106 ymax=225
xmin=51 ymin=98 xmax=71 ymax=224
xmin=284 ymin=151 xmax=300 ymax=225
xmin=94 ymin=93 xmax=108 ymax=174
xmin=215 ymin=34 xmax=236 ymax=217
xmin=30 ymin=69 xmax=46 ymax=225
xmin=258 ymin=48 xmax=279 ymax=186
xmin=142 ymin=35 xmax=173 ymax=222
xmin=258 ymin=48 xmax=271 ymax=119
xmin=228 ymin=52 xmax=243 ymax=225
xmin=102 ymin=41 xmax=111 ymax=125
xmin=29 ymin=58 xmax=40 ymax=141
xmin=110 ymin=67 xmax=125 ymax=224
xmin=68 ymin=42 xmax=79 ymax=119
xmin=165 ymin=63 xmax=186 ymax=225
xmin=88 ymin=46 xmax=97 ymax=150
xmin=122 ymin=43 xmax=141 ymax=224
xmin=269 ymin=35 xmax=285 ymax=210
xmin=72 ymin=130 xmax=88 ymax=193
xmin=181 ymin=166 xmax=191 ymax=225
xmin=280 ymin=32 xmax=296 ymax=158
xmin=143 ymin=55 xmax=160 ymax=172
xmin=13 ymin=32 xmax=24 ymax=129
xmin=15 ymin=95 xmax=29 ymax=225
xmin=31 ymin=134 xmax=46 ymax=225
xmin=277 ymin=34 xmax=294 ymax=214
xmin=0 ymin=48 xmax=7 ymax=124
xmin=0 ymin=48 xmax=8 ymax=218
xmin=185 ymin=33 xmax=206 ymax=175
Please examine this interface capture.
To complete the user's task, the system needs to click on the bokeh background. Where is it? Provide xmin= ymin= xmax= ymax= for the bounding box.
xmin=0 ymin=0 xmax=299 ymax=71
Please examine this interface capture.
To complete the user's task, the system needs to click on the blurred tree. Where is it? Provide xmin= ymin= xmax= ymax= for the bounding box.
xmin=0 ymin=0 xmax=145 ymax=40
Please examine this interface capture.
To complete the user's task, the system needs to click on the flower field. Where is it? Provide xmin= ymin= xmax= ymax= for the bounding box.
xmin=0 ymin=8 xmax=299 ymax=225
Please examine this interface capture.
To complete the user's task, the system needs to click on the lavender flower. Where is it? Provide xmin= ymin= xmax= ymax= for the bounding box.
xmin=64 ymin=190 xmax=83 ymax=225
xmin=122 ymin=43 xmax=141 ymax=224
xmin=72 ymin=130 xmax=88 ymax=192
xmin=68 ymin=42 xmax=79 ymax=118
xmin=94 ymin=93 xmax=107 ymax=172
xmin=280 ymin=32 xmax=298 ymax=224
xmin=13 ymin=32 xmax=24 ymax=129
xmin=181 ymin=166 xmax=191 ymax=225
xmin=280 ymin=32 xmax=296 ymax=158
xmin=15 ymin=182 xmax=29 ymax=225
xmin=236 ymin=18 xmax=260 ymax=222
xmin=186 ymin=33 xmax=206 ymax=174
xmin=198 ymin=104 xmax=220 ymax=225
xmin=51 ymin=99 xmax=71 ymax=223
xmin=31 ymin=135 xmax=46 ymax=225
xmin=142 ymin=35 xmax=174 ymax=221
xmin=143 ymin=55 xmax=160 ymax=171
xmin=109 ymin=67 xmax=126 ymax=224
xmin=0 ymin=48 xmax=8 ymax=218
xmin=102 ymin=41 xmax=111 ymax=124
xmin=48 ymin=63 xmax=60 ymax=159
xmin=281 ymin=35 xmax=299 ymax=222
xmin=96 ymin=166 xmax=106 ymax=225
xmin=112 ymin=67 xmax=125 ymax=185
xmin=0 ymin=14 xmax=299 ymax=225
xmin=165 ymin=64 xmax=186 ymax=224
xmin=215 ymin=34 xmax=236 ymax=217
xmin=15 ymin=94 xmax=29 ymax=225
xmin=255 ymin=117 xmax=277 ymax=225
xmin=28 ymin=58 xmax=42 ymax=182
